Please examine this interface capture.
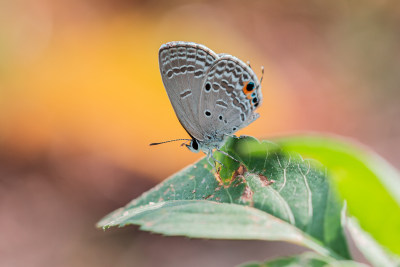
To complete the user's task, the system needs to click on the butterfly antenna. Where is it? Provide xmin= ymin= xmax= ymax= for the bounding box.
xmin=180 ymin=140 xmax=191 ymax=147
xmin=247 ymin=61 xmax=252 ymax=69
xmin=150 ymin=139 xmax=191 ymax=146
xmin=260 ymin=66 xmax=264 ymax=85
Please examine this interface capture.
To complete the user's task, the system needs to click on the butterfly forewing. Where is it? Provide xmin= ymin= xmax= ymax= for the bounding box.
xmin=159 ymin=42 xmax=218 ymax=140
xmin=197 ymin=55 xmax=262 ymax=140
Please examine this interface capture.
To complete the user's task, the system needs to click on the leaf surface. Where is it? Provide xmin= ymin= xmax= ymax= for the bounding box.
xmin=240 ymin=252 xmax=368 ymax=267
xmin=277 ymin=134 xmax=400 ymax=256
xmin=98 ymin=136 xmax=349 ymax=259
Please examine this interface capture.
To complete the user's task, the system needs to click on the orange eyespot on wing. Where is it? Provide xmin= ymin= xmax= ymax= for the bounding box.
xmin=242 ymin=81 xmax=260 ymax=108
xmin=242 ymin=81 xmax=255 ymax=100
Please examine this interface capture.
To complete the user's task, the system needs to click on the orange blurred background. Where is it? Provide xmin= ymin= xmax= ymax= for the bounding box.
xmin=1 ymin=0 xmax=399 ymax=266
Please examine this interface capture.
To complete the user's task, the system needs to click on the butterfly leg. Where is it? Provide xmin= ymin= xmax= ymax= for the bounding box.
xmin=216 ymin=149 xmax=239 ymax=162
xmin=206 ymin=152 xmax=219 ymax=173
xmin=210 ymin=151 xmax=224 ymax=168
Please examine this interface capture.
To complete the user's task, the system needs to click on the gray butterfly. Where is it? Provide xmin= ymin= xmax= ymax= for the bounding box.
xmin=151 ymin=41 xmax=263 ymax=169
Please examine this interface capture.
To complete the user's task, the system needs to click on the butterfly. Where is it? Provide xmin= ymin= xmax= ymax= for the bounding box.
xmin=151 ymin=41 xmax=263 ymax=170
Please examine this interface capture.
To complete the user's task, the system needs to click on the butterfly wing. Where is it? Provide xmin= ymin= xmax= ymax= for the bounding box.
xmin=197 ymin=55 xmax=262 ymax=140
xmin=159 ymin=41 xmax=218 ymax=140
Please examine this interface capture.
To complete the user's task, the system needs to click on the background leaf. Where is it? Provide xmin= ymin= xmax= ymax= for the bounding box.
xmin=240 ymin=252 xmax=368 ymax=267
xmin=98 ymin=136 xmax=349 ymax=259
xmin=346 ymin=217 xmax=400 ymax=267
xmin=276 ymin=134 xmax=400 ymax=256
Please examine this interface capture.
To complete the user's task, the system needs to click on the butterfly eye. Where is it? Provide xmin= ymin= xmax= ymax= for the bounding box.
xmin=192 ymin=139 xmax=198 ymax=150
xmin=186 ymin=139 xmax=200 ymax=153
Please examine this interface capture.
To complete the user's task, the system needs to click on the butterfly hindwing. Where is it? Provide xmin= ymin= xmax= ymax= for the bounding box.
xmin=159 ymin=42 xmax=218 ymax=140
xmin=197 ymin=55 xmax=262 ymax=140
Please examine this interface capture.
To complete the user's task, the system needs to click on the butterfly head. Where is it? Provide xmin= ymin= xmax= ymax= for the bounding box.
xmin=186 ymin=138 xmax=200 ymax=153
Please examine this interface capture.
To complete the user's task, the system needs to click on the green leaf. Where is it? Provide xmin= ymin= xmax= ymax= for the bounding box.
xmin=97 ymin=136 xmax=349 ymax=259
xmin=240 ymin=252 xmax=368 ymax=267
xmin=99 ymin=200 xmax=333 ymax=256
xmin=276 ymin=134 xmax=400 ymax=256
xmin=347 ymin=217 xmax=400 ymax=267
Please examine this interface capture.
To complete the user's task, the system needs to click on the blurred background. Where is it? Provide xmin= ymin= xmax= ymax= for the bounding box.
xmin=1 ymin=0 xmax=399 ymax=266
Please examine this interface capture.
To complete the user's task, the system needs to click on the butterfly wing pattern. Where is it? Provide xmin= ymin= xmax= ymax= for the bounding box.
xmin=159 ymin=42 xmax=218 ymax=141
xmin=197 ymin=55 xmax=262 ymax=146
xmin=158 ymin=41 xmax=262 ymax=165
